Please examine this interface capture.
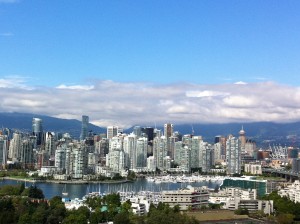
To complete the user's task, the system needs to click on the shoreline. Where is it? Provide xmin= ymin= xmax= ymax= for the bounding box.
xmin=3 ymin=177 xmax=134 ymax=185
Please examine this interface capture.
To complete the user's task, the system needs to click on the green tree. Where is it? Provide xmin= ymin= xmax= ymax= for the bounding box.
xmin=18 ymin=212 xmax=31 ymax=224
xmin=28 ymin=186 xmax=44 ymax=199
xmin=113 ymin=211 xmax=131 ymax=224
xmin=62 ymin=213 xmax=86 ymax=224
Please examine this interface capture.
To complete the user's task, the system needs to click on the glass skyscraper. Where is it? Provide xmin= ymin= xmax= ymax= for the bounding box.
xmin=80 ymin=115 xmax=89 ymax=141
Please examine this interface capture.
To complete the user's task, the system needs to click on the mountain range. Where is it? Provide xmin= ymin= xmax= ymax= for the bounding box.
xmin=0 ymin=112 xmax=299 ymax=147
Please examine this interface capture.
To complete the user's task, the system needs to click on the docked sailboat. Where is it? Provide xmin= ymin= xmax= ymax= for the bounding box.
xmin=62 ymin=184 xmax=68 ymax=197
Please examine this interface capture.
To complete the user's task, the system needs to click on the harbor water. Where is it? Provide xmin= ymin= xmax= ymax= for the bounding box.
xmin=0 ymin=178 xmax=221 ymax=199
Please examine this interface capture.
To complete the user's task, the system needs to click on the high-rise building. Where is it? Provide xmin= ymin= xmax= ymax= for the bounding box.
xmin=123 ymin=133 xmax=137 ymax=169
xmin=20 ymin=139 xmax=34 ymax=169
xmin=226 ymin=136 xmax=241 ymax=175
xmin=32 ymin=118 xmax=43 ymax=146
xmin=45 ymin=132 xmax=55 ymax=156
xmin=0 ymin=135 xmax=8 ymax=168
xmin=136 ymin=137 xmax=148 ymax=168
xmin=8 ymin=132 xmax=22 ymax=161
xmin=107 ymin=126 xmax=118 ymax=139
xmin=143 ymin=127 xmax=154 ymax=142
xmin=80 ymin=115 xmax=89 ymax=141
xmin=164 ymin=123 xmax=174 ymax=139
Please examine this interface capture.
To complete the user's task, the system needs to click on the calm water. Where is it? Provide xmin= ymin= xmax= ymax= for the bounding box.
xmin=0 ymin=178 xmax=220 ymax=199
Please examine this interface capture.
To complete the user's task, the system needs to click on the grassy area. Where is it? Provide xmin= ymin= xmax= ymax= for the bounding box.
xmin=185 ymin=210 xmax=248 ymax=222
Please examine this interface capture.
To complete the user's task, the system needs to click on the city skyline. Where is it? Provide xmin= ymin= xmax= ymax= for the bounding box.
xmin=1 ymin=1 xmax=300 ymax=128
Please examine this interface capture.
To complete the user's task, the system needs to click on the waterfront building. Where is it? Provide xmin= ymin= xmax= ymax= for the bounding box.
xmin=72 ymin=145 xmax=88 ymax=179
xmin=80 ymin=115 xmax=89 ymax=141
xmin=123 ymin=133 xmax=137 ymax=169
xmin=221 ymin=177 xmax=268 ymax=197
xmin=20 ymin=139 xmax=34 ymax=169
xmin=161 ymin=185 xmax=209 ymax=210
xmin=199 ymin=141 xmax=213 ymax=173
xmin=8 ymin=132 xmax=22 ymax=162
xmin=146 ymin=156 xmax=156 ymax=171
xmin=106 ymin=149 xmax=125 ymax=173
xmin=55 ymin=144 xmax=67 ymax=173
xmin=0 ymin=135 xmax=8 ymax=168
xmin=32 ymin=117 xmax=43 ymax=146
xmin=153 ymin=136 xmax=167 ymax=170
xmin=226 ymin=135 xmax=241 ymax=175
xmin=107 ymin=126 xmax=118 ymax=139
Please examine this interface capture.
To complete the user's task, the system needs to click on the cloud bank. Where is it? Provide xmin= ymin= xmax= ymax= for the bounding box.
xmin=1 ymin=78 xmax=300 ymax=128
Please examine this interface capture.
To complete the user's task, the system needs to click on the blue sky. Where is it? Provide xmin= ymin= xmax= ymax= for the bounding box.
xmin=1 ymin=0 xmax=300 ymax=86
xmin=1 ymin=0 xmax=300 ymax=127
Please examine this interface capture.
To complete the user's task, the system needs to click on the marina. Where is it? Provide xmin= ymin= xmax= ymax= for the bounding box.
xmin=0 ymin=175 xmax=223 ymax=200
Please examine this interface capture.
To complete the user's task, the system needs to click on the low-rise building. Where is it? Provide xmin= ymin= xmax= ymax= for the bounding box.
xmin=161 ymin=185 xmax=209 ymax=210
xmin=244 ymin=163 xmax=262 ymax=175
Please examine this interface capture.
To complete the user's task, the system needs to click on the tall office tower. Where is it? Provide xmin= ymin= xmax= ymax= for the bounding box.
xmin=0 ymin=135 xmax=8 ymax=168
xmin=80 ymin=115 xmax=89 ymax=141
xmin=107 ymin=126 xmax=118 ymax=139
xmin=153 ymin=136 xmax=167 ymax=170
xmin=215 ymin=135 xmax=227 ymax=160
xmin=8 ymin=132 xmax=22 ymax=161
xmin=199 ymin=141 xmax=213 ymax=173
xmin=45 ymin=132 xmax=55 ymax=156
xmin=164 ymin=123 xmax=174 ymax=160
xmin=32 ymin=118 xmax=43 ymax=146
xmin=226 ymin=136 xmax=241 ymax=175
xmin=239 ymin=126 xmax=246 ymax=151
xmin=20 ymin=139 xmax=34 ymax=169
xmin=123 ymin=133 xmax=137 ymax=169
xmin=136 ymin=137 xmax=148 ymax=168
xmin=143 ymin=127 xmax=154 ymax=142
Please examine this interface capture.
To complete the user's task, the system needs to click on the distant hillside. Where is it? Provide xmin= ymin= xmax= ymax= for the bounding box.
xmin=1 ymin=112 xmax=300 ymax=146
xmin=0 ymin=112 xmax=106 ymax=138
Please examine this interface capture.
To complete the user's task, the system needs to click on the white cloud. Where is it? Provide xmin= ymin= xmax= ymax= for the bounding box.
xmin=1 ymin=80 xmax=300 ymax=128
xmin=234 ymin=81 xmax=247 ymax=85
xmin=186 ymin=90 xmax=229 ymax=98
xmin=0 ymin=76 xmax=32 ymax=89
xmin=56 ymin=84 xmax=94 ymax=90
